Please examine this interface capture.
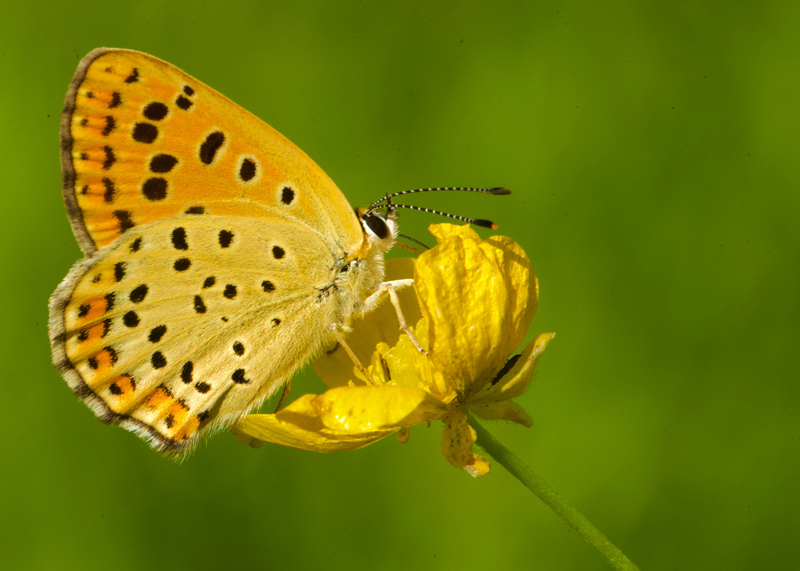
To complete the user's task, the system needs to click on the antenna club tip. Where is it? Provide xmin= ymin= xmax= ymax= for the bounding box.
xmin=472 ymin=219 xmax=498 ymax=229
xmin=490 ymin=187 xmax=512 ymax=195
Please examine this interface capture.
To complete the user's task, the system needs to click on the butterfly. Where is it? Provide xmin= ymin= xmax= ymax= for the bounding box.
xmin=49 ymin=48 xmax=506 ymax=456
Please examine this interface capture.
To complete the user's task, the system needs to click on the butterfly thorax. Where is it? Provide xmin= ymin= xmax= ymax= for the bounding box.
xmin=328 ymin=208 xmax=397 ymax=324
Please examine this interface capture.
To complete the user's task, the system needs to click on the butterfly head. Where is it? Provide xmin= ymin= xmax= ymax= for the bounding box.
xmin=358 ymin=206 xmax=398 ymax=250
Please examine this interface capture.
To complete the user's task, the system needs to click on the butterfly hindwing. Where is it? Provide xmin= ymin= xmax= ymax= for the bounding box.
xmin=50 ymin=215 xmax=342 ymax=453
xmin=61 ymin=48 xmax=363 ymax=255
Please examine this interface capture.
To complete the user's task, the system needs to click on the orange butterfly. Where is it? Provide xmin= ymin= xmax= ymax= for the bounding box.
xmin=49 ymin=49 xmax=505 ymax=456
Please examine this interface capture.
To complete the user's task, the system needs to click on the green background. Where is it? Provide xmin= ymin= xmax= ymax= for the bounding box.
xmin=1 ymin=1 xmax=798 ymax=569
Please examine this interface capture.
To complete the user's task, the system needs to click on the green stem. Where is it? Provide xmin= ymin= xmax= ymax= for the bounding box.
xmin=469 ymin=414 xmax=641 ymax=571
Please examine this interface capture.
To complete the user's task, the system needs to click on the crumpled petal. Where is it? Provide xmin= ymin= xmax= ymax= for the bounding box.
xmin=313 ymin=257 xmax=420 ymax=389
xmin=469 ymin=401 xmax=533 ymax=427
xmin=471 ymin=332 xmax=556 ymax=405
xmin=480 ymin=235 xmax=539 ymax=365
xmin=314 ymin=385 xmax=449 ymax=432
xmin=415 ymin=224 xmax=537 ymax=398
xmin=232 ymin=395 xmax=394 ymax=453
xmin=441 ymin=409 xmax=491 ymax=477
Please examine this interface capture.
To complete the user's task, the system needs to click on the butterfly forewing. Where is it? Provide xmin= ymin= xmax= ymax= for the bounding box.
xmin=61 ymin=48 xmax=363 ymax=254
xmin=50 ymin=215 xmax=341 ymax=452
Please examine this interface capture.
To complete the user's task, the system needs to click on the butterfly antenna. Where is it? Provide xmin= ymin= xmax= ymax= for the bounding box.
xmin=389 ymin=203 xmax=500 ymax=229
xmin=368 ymin=186 xmax=510 ymax=211
xmin=397 ymin=233 xmax=430 ymax=250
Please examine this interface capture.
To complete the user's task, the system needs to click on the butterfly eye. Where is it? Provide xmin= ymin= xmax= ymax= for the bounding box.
xmin=341 ymin=262 xmax=351 ymax=273
xmin=363 ymin=214 xmax=389 ymax=240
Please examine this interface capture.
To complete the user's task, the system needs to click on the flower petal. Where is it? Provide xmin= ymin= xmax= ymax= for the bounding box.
xmin=441 ymin=410 xmax=491 ymax=477
xmin=469 ymin=401 xmax=533 ymax=427
xmin=427 ymin=223 xmax=483 ymax=244
xmin=314 ymin=385 xmax=449 ymax=433
xmin=493 ymin=332 xmax=555 ymax=401
xmin=415 ymin=225 xmax=511 ymax=396
xmin=312 ymin=258 xmax=419 ymax=389
xmin=232 ymin=395 xmax=393 ymax=453
xmin=480 ymin=236 xmax=538 ymax=362
xmin=472 ymin=332 xmax=556 ymax=405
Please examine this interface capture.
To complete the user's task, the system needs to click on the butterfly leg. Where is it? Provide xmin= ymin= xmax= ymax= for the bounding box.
xmin=273 ymin=380 xmax=292 ymax=413
xmin=331 ymin=323 xmax=376 ymax=385
xmin=364 ymin=280 xmax=429 ymax=356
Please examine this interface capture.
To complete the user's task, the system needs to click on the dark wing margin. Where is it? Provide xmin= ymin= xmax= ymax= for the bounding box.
xmin=48 ymin=250 xmax=186 ymax=455
xmin=59 ymin=48 xmax=114 ymax=257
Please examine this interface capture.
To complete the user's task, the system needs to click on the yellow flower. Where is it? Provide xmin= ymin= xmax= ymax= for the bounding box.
xmin=232 ymin=224 xmax=555 ymax=477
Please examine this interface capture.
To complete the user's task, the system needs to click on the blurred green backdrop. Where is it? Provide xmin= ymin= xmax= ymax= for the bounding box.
xmin=2 ymin=1 xmax=798 ymax=570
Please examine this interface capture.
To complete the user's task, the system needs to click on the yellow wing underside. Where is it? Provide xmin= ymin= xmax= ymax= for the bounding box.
xmin=50 ymin=216 xmax=342 ymax=454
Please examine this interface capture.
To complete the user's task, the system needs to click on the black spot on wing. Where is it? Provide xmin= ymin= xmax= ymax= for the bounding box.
xmin=150 ymin=154 xmax=178 ymax=173
xmin=199 ymin=132 xmax=225 ymax=164
xmin=193 ymin=295 xmax=207 ymax=314
xmin=132 ymin=123 xmax=158 ymax=144
xmin=171 ymin=227 xmax=188 ymax=250
xmin=109 ymin=92 xmax=122 ymax=109
xmin=151 ymin=351 xmax=167 ymax=369
xmin=176 ymin=95 xmax=193 ymax=110
xmin=142 ymin=178 xmax=167 ymax=200
xmin=102 ymin=117 xmax=116 ymax=137
xmin=218 ymin=230 xmax=233 ymax=248
xmin=239 ymin=158 xmax=257 ymax=181
xmin=143 ymin=102 xmax=168 ymax=121
xmin=123 ymin=311 xmax=139 ymax=328
xmin=232 ymin=369 xmax=250 ymax=384
xmin=272 ymin=246 xmax=285 ymax=259
xmin=173 ymin=258 xmax=191 ymax=271
xmin=281 ymin=186 xmax=295 ymax=205
xmin=203 ymin=276 xmax=216 ymax=288
xmin=114 ymin=262 xmax=126 ymax=282
xmin=124 ymin=68 xmax=139 ymax=83
xmin=105 ymin=346 xmax=119 ymax=365
xmin=181 ymin=362 xmax=193 ymax=384
xmin=103 ymin=178 xmax=115 ymax=203
xmin=148 ymin=325 xmax=167 ymax=343
xmin=130 ymin=284 xmax=148 ymax=303
xmin=114 ymin=210 xmax=135 ymax=233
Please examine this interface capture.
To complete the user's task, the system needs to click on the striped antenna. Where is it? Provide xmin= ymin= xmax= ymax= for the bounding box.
xmin=368 ymin=186 xmax=510 ymax=211
xmin=389 ymin=203 xmax=499 ymax=229
xmin=367 ymin=186 xmax=510 ymax=229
